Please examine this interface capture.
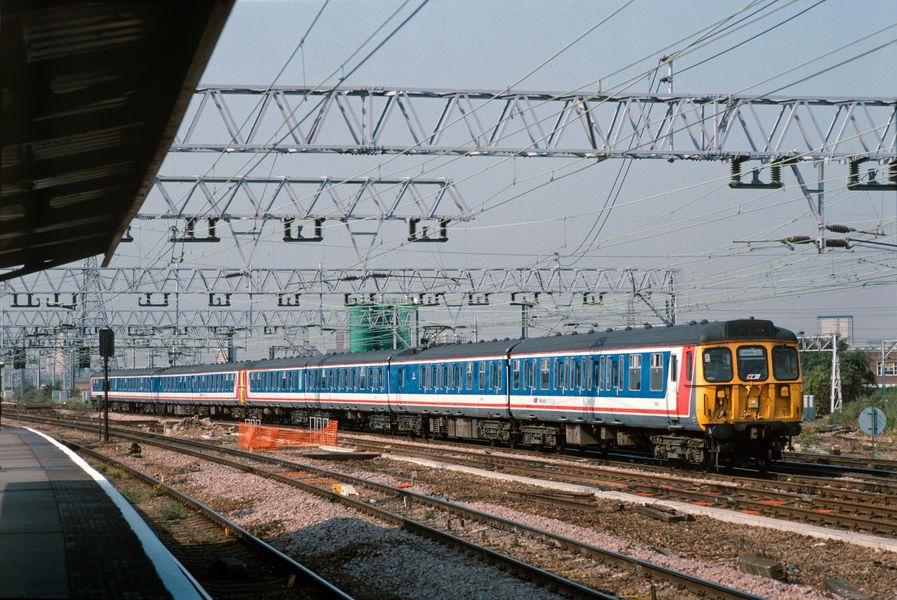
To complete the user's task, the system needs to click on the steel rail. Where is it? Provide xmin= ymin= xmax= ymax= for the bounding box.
xmin=344 ymin=436 xmax=897 ymax=534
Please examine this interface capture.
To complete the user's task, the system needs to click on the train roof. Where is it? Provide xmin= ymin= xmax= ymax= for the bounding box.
xmin=159 ymin=362 xmax=258 ymax=375
xmin=512 ymin=319 xmax=796 ymax=355
xmin=393 ymin=338 xmax=519 ymax=362
xmin=101 ymin=319 xmax=796 ymax=376
xmin=313 ymin=348 xmax=414 ymax=366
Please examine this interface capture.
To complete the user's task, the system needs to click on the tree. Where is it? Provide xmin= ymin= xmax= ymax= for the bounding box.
xmin=800 ymin=346 xmax=876 ymax=413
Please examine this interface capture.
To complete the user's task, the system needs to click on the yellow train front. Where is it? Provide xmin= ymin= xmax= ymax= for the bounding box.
xmin=690 ymin=319 xmax=803 ymax=467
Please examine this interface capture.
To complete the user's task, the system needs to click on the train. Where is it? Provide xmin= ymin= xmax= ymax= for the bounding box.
xmin=90 ymin=318 xmax=803 ymax=467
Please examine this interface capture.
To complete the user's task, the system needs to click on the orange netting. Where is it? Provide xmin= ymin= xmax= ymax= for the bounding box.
xmin=238 ymin=420 xmax=338 ymax=450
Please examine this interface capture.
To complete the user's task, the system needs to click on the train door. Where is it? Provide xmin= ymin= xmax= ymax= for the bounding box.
xmin=583 ymin=355 xmax=599 ymax=422
xmin=237 ymin=370 xmax=247 ymax=406
xmin=660 ymin=352 xmax=679 ymax=423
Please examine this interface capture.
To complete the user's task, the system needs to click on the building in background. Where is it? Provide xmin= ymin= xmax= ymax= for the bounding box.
xmin=866 ymin=348 xmax=897 ymax=389
xmin=818 ymin=315 xmax=854 ymax=345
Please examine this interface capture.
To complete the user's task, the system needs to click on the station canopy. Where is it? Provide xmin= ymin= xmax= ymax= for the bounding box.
xmin=1 ymin=0 xmax=234 ymax=281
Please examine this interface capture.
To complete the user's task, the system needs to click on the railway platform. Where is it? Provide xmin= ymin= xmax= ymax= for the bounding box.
xmin=0 ymin=425 xmax=207 ymax=599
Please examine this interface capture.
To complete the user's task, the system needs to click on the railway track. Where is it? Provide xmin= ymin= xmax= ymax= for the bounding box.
xmin=784 ymin=450 xmax=897 ymax=475
xmin=11 ymin=412 xmax=770 ymax=600
xmin=340 ymin=434 xmax=897 ymax=536
xmin=67 ymin=440 xmax=352 ymax=600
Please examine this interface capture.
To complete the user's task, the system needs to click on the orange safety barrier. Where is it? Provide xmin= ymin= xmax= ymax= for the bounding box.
xmin=238 ymin=420 xmax=339 ymax=451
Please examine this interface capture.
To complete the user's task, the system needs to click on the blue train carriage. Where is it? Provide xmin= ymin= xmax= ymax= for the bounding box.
xmin=301 ymin=349 xmax=408 ymax=429
xmin=243 ymin=356 xmax=314 ymax=420
xmin=507 ymin=327 xmax=693 ymax=452
xmin=156 ymin=364 xmax=243 ymax=414
xmin=92 ymin=363 xmax=247 ymax=417
xmin=90 ymin=368 xmax=159 ymax=410
xmin=390 ymin=340 xmax=517 ymax=440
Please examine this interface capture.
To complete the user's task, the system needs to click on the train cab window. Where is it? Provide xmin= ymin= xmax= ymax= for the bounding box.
xmin=650 ymin=353 xmax=664 ymax=390
xmin=512 ymin=361 xmax=520 ymax=390
xmin=737 ymin=346 xmax=768 ymax=381
xmin=629 ymin=355 xmax=642 ymax=391
xmin=772 ymin=346 xmax=799 ymax=380
xmin=703 ymin=348 xmax=733 ymax=382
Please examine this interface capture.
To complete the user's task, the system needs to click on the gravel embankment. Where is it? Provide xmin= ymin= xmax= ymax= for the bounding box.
xmin=22 ymin=418 xmax=897 ymax=599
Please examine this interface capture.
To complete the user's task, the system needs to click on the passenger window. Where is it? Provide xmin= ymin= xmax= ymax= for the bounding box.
xmin=629 ymin=355 xmax=642 ymax=391
xmin=466 ymin=363 xmax=473 ymax=390
xmin=613 ymin=358 xmax=622 ymax=390
xmin=685 ymin=351 xmax=693 ymax=382
xmin=540 ymin=358 xmax=550 ymax=389
xmin=650 ymin=353 xmax=664 ymax=391
xmin=478 ymin=362 xmax=486 ymax=390
xmin=560 ymin=359 xmax=568 ymax=390
xmin=512 ymin=361 xmax=520 ymax=390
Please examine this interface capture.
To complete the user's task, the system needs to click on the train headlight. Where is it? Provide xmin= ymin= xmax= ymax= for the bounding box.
xmin=716 ymin=388 xmax=726 ymax=399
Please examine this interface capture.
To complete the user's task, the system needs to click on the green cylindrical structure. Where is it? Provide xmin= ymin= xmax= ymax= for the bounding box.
xmin=349 ymin=304 xmax=415 ymax=352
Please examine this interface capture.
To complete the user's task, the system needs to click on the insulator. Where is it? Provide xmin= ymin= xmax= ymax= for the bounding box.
xmin=848 ymin=160 xmax=859 ymax=182
xmin=825 ymin=224 xmax=852 ymax=234
xmin=889 ymin=159 xmax=897 ymax=184
xmin=824 ymin=239 xmax=849 ymax=248
xmin=785 ymin=235 xmax=812 ymax=244
xmin=730 ymin=156 xmax=745 ymax=182
xmin=770 ymin=163 xmax=781 ymax=184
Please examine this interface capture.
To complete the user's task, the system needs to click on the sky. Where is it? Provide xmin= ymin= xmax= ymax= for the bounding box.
xmin=8 ymin=0 xmax=896 ymax=367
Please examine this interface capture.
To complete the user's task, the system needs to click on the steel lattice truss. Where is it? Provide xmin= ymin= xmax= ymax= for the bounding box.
xmin=1 ymin=266 xmax=673 ymax=300
xmin=171 ymin=85 xmax=897 ymax=161
xmin=1 ymin=266 xmax=674 ymax=362
xmin=140 ymin=176 xmax=469 ymax=221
